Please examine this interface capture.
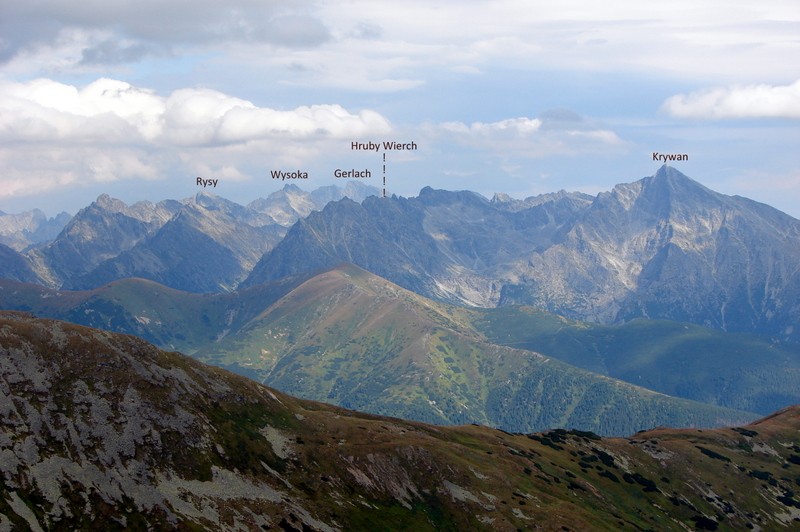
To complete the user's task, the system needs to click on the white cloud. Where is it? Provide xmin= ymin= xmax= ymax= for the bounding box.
xmin=662 ymin=80 xmax=800 ymax=120
xmin=0 ymin=144 xmax=162 ymax=202
xmin=311 ymin=0 xmax=800 ymax=84
xmin=0 ymin=77 xmax=392 ymax=198
xmin=0 ymin=78 xmax=164 ymax=142
xmin=161 ymin=88 xmax=392 ymax=144
xmin=0 ymin=78 xmax=392 ymax=145
xmin=435 ymin=112 xmax=625 ymax=157
xmin=440 ymin=117 xmax=542 ymax=135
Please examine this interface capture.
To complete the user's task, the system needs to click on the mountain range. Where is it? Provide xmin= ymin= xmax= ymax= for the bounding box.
xmin=61 ymin=193 xmax=285 ymax=293
xmin=2 ymin=182 xmax=378 ymax=292
xmin=3 ymin=168 xmax=800 ymax=434
xmin=195 ymin=264 xmax=761 ymax=435
xmin=2 ymin=312 xmax=800 ymax=530
xmin=6 ymin=264 xmax=800 ymax=435
xmin=245 ymin=166 xmax=800 ymax=342
xmin=3 ymin=168 xmax=800 ymax=528
xmin=3 ymin=167 xmax=798 ymax=342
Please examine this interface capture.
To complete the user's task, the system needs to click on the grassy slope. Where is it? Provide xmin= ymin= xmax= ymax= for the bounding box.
xmin=473 ymin=306 xmax=800 ymax=414
xmin=195 ymin=265 xmax=755 ymax=435
xmin=1 ymin=312 xmax=799 ymax=531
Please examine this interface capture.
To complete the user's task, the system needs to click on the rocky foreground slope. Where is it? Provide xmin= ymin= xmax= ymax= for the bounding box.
xmin=1 ymin=312 xmax=800 ymax=530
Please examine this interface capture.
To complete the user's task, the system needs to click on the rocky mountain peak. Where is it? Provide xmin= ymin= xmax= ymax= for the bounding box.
xmin=0 ymin=208 xmax=72 ymax=252
xmin=245 ymin=183 xmax=378 ymax=228
xmin=192 ymin=190 xmax=219 ymax=206
xmin=491 ymin=190 xmax=593 ymax=212
xmin=281 ymin=183 xmax=303 ymax=193
xmin=342 ymin=181 xmax=379 ymax=200
xmin=647 ymin=165 xmax=714 ymax=197
xmin=597 ymin=165 xmax=719 ymax=219
xmin=491 ymin=192 xmax=513 ymax=203
xmin=94 ymin=193 xmax=128 ymax=213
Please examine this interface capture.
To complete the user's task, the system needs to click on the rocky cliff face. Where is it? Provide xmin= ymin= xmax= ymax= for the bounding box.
xmin=244 ymin=195 xmax=449 ymax=300
xmin=243 ymin=187 xmax=592 ymax=307
xmin=2 ymin=312 xmax=799 ymax=530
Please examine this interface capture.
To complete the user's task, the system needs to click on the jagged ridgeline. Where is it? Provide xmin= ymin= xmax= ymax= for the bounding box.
xmin=2 ymin=312 xmax=800 ymax=531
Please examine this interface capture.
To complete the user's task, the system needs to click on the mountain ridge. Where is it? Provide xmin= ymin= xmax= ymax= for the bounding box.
xmin=5 ymin=262 xmax=798 ymax=419
xmin=197 ymin=264 xmax=766 ymax=433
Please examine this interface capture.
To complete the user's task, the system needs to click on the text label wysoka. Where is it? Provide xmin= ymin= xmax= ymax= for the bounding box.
xmin=270 ymin=170 xmax=309 ymax=180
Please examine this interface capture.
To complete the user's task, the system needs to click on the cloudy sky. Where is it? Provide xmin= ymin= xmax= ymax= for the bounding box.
xmin=1 ymin=0 xmax=798 ymax=217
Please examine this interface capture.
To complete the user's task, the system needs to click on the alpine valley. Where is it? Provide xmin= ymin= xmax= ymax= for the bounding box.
xmin=2 ymin=168 xmax=800 ymax=529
